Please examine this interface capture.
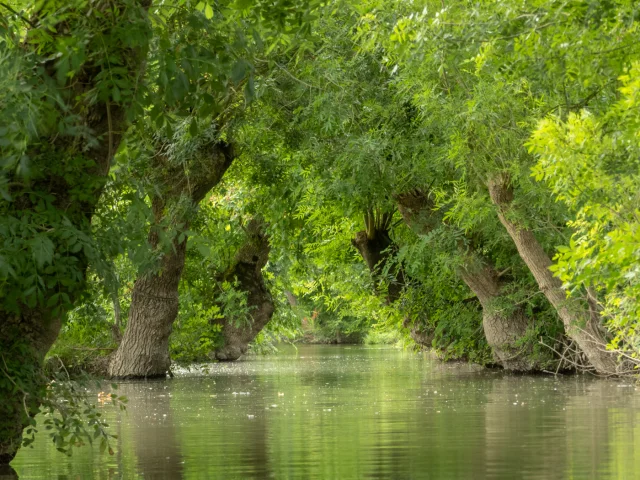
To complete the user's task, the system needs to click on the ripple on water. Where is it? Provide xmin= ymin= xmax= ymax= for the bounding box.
xmin=12 ymin=345 xmax=640 ymax=479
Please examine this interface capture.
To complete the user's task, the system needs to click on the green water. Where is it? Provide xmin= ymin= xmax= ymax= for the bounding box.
xmin=11 ymin=345 xmax=640 ymax=479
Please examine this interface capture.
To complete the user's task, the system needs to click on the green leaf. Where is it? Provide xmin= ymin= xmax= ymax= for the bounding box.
xmin=30 ymin=235 xmax=55 ymax=269
xmin=231 ymin=59 xmax=249 ymax=84
xmin=204 ymin=3 xmax=214 ymax=19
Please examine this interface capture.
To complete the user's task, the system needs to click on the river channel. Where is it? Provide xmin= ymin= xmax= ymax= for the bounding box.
xmin=11 ymin=345 xmax=640 ymax=479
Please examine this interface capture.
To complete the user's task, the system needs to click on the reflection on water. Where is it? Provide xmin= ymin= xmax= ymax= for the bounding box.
xmin=12 ymin=345 xmax=640 ymax=479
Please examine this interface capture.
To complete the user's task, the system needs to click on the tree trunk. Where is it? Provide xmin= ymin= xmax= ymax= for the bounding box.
xmin=284 ymin=290 xmax=298 ymax=307
xmin=1 ymin=1 xmax=151 ymax=465
xmin=111 ymin=292 xmax=123 ymax=343
xmin=458 ymin=261 xmax=534 ymax=371
xmin=107 ymin=233 xmax=187 ymax=378
xmin=214 ymin=220 xmax=275 ymax=361
xmin=396 ymin=189 xmax=538 ymax=371
xmin=351 ymin=209 xmax=405 ymax=303
xmin=0 ymin=314 xmax=61 ymax=464
xmin=109 ymin=142 xmax=234 ymax=378
xmin=487 ymin=175 xmax=618 ymax=374
xmin=402 ymin=316 xmax=435 ymax=348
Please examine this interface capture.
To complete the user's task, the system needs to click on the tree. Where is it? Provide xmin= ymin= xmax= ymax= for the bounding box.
xmin=0 ymin=0 xmax=152 ymax=464
xmin=356 ymin=0 xmax=639 ymax=373
xmin=108 ymin=124 xmax=235 ymax=377
xmin=396 ymin=189 xmax=542 ymax=371
xmin=212 ymin=218 xmax=275 ymax=361
xmin=530 ymin=64 xmax=640 ymax=369
xmin=107 ymin=0 xmax=329 ymax=377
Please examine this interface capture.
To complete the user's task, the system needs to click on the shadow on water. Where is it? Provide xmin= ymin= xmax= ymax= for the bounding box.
xmin=0 ymin=464 xmax=18 ymax=480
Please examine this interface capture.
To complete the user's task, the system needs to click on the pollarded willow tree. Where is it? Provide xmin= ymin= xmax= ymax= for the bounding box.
xmin=107 ymin=123 xmax=235 ymax=377
xmin=0 ymin=0 xmax=153 ymax=464
xmin=0 ymin=0 xmax=331 ymax=464
xmin=529 ymin=63 xmax=640 ymax=368
xmin=176 ymin=186 xmax=280 ymax=362
xmin=106 ymin=0 xmax=332 ymax=378
xmin=358 ymin=0 xmax=640 ymax=373
xmin=396 ymin=189 xmax=549 ymax=371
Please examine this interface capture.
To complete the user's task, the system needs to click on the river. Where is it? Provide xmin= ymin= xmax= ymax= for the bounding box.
xmin=11 ymin=345 xmax=640 ymax=479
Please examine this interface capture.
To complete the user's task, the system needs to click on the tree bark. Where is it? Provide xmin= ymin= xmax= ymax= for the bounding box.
xmin=487 ymin=174 xmax=618 ymax=374
xmin=109 ymin=142 xmax=235 ymax=378
xmin=1 ymin=1 xmax=152 ymax=465
xmin=351 ymin=209 xmax=405 ymax=303
xmin=0 ymin=314 xmax=61 ymax=464
xmin=111 ymin=292 xmax=123 ymax=343
xmin=458 ymin=260 xmax=534 ymax=371
xmin=396 ymin=189 xmax=538 ymax=371
xmin=107 ymin=210 xmax=187 ymax=378
xmin=213 ymin=220 xmax=275 ymax=361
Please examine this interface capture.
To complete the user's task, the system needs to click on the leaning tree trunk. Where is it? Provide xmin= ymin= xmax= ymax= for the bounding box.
xmin=107 ymin=200 xmax=188 ymax=378
xmin=458 ymin=261 xmax=534 ymax=371
xmin=108 ymin=142 xmax=235 ymax=378
xmin=0 ymin=1 xmax=152 ymax=464
xmin=213 ymin=220 xmax=275 ymax=361
xmin=351 ymin=209 xmax=405 ymax=303
xmin=396 ymin=189 xmax=538 ymax=371
xmin=487 ymin=174 xmax=618 ymax=374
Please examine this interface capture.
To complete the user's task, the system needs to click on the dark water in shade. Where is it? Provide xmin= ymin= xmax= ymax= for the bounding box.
xmin=11 ymin=345 xmax=640 ymax=479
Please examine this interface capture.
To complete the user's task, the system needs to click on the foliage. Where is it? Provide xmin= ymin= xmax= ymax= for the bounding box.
xmin=530 ymin=63 xmax=640 ymax=359
xmin=27 ymin=373 xmax=127 ymax=457
xmin=3 ymin=0 xmax=640 ymax=465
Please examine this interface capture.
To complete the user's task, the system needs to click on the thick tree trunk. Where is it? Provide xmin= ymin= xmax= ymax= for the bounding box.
xmin=108 ymin=236 xmax=187 ymax=378
xmin=488 ymin=175 xmax=618 ymax=374
xmin=0 ymin=1 xmax=151 ymax=466
xmin=214 ymin=220 xmax=275 ymax=361
xmin=0 ymin=314 xmax=61 ymax=464
xmin=396 ymin=189 xmax=538 ymax=371
xmin=109 ymin=142 xmax=234 ymax=378
xmin=458 ymin=261 xmax=533 ymax=371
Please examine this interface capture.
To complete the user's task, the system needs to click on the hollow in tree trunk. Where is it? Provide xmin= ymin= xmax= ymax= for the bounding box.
xmin=213 ymin=219 xmax=275 ymax=361
xmin=108 ymin=142 xmax=235 ymax=378
xmin=487 ymin=174 xmax=618 ymax=374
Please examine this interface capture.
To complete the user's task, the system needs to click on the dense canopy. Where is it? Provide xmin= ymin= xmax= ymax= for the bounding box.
xmin=1 ymin=0 xmax=639 ymax=467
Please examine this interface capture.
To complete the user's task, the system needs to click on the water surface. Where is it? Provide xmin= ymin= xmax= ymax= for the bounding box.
xmin=12 ymin=345 xmax=640 ymax=479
